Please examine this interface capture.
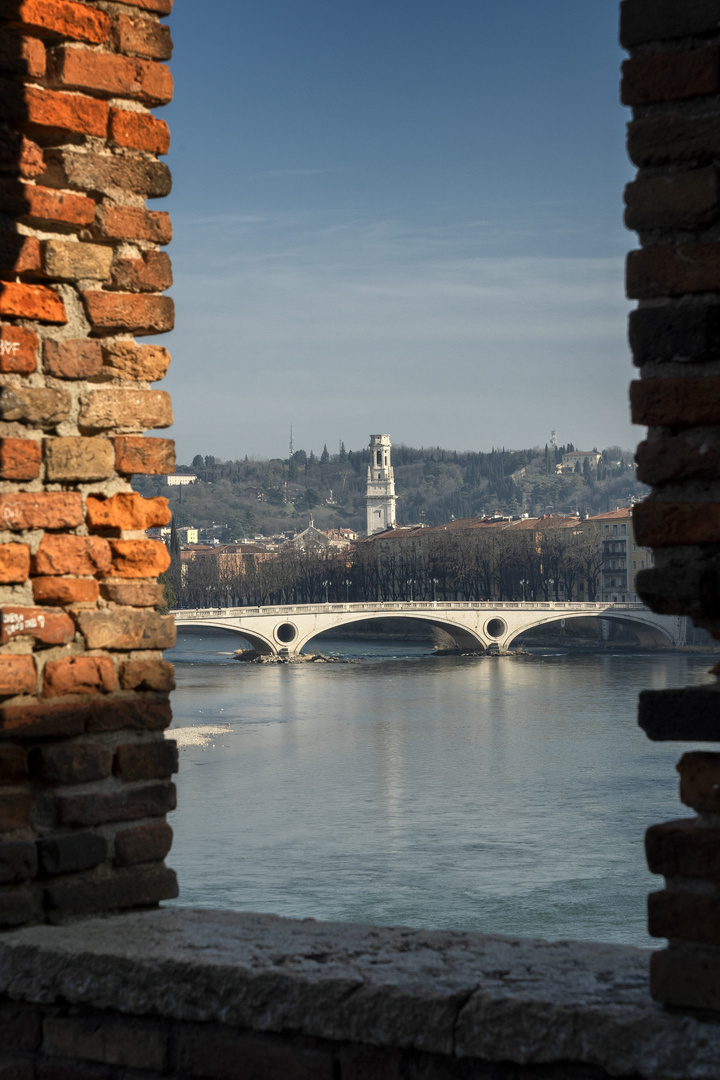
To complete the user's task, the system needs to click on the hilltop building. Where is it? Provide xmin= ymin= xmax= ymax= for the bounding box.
xmin=366 ymin=433 xmax=397 ymax=536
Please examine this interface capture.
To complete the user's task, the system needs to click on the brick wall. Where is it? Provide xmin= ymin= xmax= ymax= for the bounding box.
xmin=0 ymin=0 xmax=177 ymax=926
xmin=621 ymin=0 xmax=720 ymax=1009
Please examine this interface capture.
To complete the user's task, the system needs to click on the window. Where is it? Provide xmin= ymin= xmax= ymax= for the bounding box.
xmin=632 ymin=543 xmax=636 ymax=551
xmin=641 ymin=560 xmax=645 ymax=569
xmin=621 ymin=524 xmax=626 ymax=534
xmin=633 ymin=561 xmax=636 ymax=570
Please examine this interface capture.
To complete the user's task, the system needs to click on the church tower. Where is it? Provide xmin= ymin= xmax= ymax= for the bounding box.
xmin=366 ymin=433 xmax=397 ymax=535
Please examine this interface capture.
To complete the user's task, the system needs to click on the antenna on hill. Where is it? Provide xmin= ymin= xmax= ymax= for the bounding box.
xmin=289 ymin=423 xmax=294 ymax=459
xmin=550 ymin=429 xmax=557 ymax=450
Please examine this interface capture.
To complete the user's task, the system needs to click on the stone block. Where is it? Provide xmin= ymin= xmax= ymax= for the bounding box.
xmin=646 ymin=817 xmax=720 ymax=879
xmin=630 ymin=376 xmax=720 ymax=426
xmin=627 ymin=114 xmax=720 ymax=168
xmin=678 ymin=751 xmax=720 ymax=811
xmin=114 ymin=12 xmax=173 ymax=60
xmin=0 ymin=493 xmax=82 ymax=531
xmin=0 ymin=841 xmax=36 ymax=885
xmin=620 ymin=0 xmax=720 ymax=48
xmin=0 ymin=746 xmax=27 ymax=784
xmin=43 ymin=338 xmax=103 ymax=379
xmin=633 ymin=501 xmax=720 ymax=547
xmin=44 ymin=864 xmax=178 ymax=922
xmin=114 ymin=436 xmax=175 ymax=475
xmin=42 ymin=1014 xmax=168 ymax=1070
xmin=113 ymin=821 xmax=172 ymax=866
xmin=0 ymin=385 xmax=71 ymax=426
xmin=77 ymin=608 xmax=175 ymax=650
xmin=43 ymin=436 xmax=114 ymax=481
xmin=80 ymin=388 xmax=173 ymax=430
xmin=34 ymin=741 xmax=112 ymax=785
xmin=119 ymin=659 xmax=175 ymax=692
xmin=37 ymin=832 xmax=107 ymax=876
xmin=625 ymin=168 xmax=720 ymax=232
xmin=57 ymin=781 xmax=176 ymax=827
xmin=102 ymin=341 xmax=170 ymax=381
xmin=110 ymin=249 xmax=172 ymax=293
xmin=639 ymin=686 xmax=720 ymax=740
xmin=41 ymin=147 xmax=172 ymax=198
xmin=114 ymin=739 xmax=177 ymax=780
xmin=100 ymin=581 xmax=165 ymax=607
xmin=42 ymin=239 xmax=113 ymax=281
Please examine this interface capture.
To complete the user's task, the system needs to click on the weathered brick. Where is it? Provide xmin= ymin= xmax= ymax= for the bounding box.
xmin=77 ymin=607 xmax=174 ymax=649
xmin=650 ymin=946 xmax=720 ymax=1012
xmin=0 ymin=29 xmax=45 ymax=79
xmin=33 ymin=535 xmax=112 ymax=576
xmin=3 ymin=182 xmax=96 ymax=230
xmin=0 ymin=1051 xmax=34 ymax=1080
xmin=42 ymin=239 xmax=112 ymax=281
xmin=0 ymin=840 xmax=36 ymax=883
xmin=113 ymin=0 xmax=173 ymax=13
xmin=620 ymin=0 xmax=720 ymax=48
xmin=120 ymin=659 xmax=174 ymax=692
xmin=96 ymin=205 xmax=171 ymax=245
xmin=0 ymin=699 xmax=86 ymax=740
xmin=108 ymin=539 xmax=171 ymax=579
xmin=0 ymin=791 xmax=31 ymax=830
xmin=627 ymin=114 xmax=720 ymax=169
xmin=0 ymin=999 xmax=41 ymax=1051
xmin=0 ymin=606 xmax=74 ymax=647
xmin=40 ymin=147 xmax=172 ymax=199
xmin=43 ymin=655 xmax=116 ymax=697
xmin=102 ymin=341 xmax=170 ymax=381
xmin=58 ymin=781 xmax=176 ymax=826
xmin=0 ymin=325 xmax=37 ymax=374
xmin=647 ymin=817 xmax=720 ymax=881
xmin=0 ymin=883 xmax=41 ymax=926
xmin=114 ymin=12 xmax=172 ymax=60
xmin=32 ymin=576 xmax=98 ymax=605
xmin=84 ymin=694 xmax=171 ymax=733
xmin=43 ymin=436 xmax=114 ymax=481
xmin=108 ymin=107 xmax=169 ymax=154
xmin=176 ymin=1026 xmax=334 ymax=1080
xmin=22 ymin=85 xmax=109 ymax=138
xmin=52 ymin=46 xmax=172 ymax=105
xmin=631 ymin=377 xmax=720 ymax=426
xmin=86 ymin=492 xmax=170 ymax=531
xmin=649 ymin=890 xmax=720 ymax=945
xmin=0 ymin=231 xmax=41 ymax=274
xmin=44 ymin=863 xmax=177 ymax=922
xmin=625 ymin=169 xmax=720 ymax=232
xmin=100 ymin=581 xmax=164 ymax=606
xmin=34 ymin=741 xmax=112 ymax=784
xmin=43 ymin=337 xmax=103 ymax=379
xmin=634 ymin=501 xmax=720 ymax=547
xmin=0 ymin=130 xmax=43 ymax=180
xmin=37 ymin=831 xmax=107 ymax=875
xmin=0 ymin=438 xmax=40 ymax=480
xmin=0 ymin=0 xmax=110 ymax=44
xmin=0 ymin=545 xmax=28 ymax=584
xmin=0 ymin=745 xmax=27 ymax=784
xmin=42 ymin=1014 xmax=168 ymax=1071
xmin=114 ymin=738 xmax=177 ymax=780
xmin=640 ymin=686 xmax=720 ymax=741
xmin=635 ymin=438 xmax=720 ymax=486
xmin=114 ymin=435 xmax=174 ymax=474
xmin=80 ymin=388 xmax=172 ymax=430
xmin=0 ymin=281 xmax=66 ymax=323
xmin=113 ymin=820 xmax=171 ymax=866
xmin=0 ymin=654 xmax=35 ymax=696
xmin=622 ymin=48 xmax=720 ymax=107
xmin=636 ymin=563 xmax=716 ymax=616
xmin=627 ymin=243 xmax=720 ymax=299
xmin=0 ymin=384 xmax=71 ymax=426
xmin=110 ymin=249 xmax=172 ymax=293
xmin=82 ymin=292 xmax=174 ymax=336
xmin=678 ymin=751 xmax=720 ymax=812
xmin=0 ymin=492 xmax=82 ymax=531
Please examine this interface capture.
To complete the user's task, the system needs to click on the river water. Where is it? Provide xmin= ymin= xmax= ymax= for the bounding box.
xmin=166 ymin=629 xmax=715 ymax=948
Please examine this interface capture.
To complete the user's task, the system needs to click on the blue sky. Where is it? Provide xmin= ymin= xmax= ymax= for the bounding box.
xmin=157 ymin=1 xmax=634 ymax=462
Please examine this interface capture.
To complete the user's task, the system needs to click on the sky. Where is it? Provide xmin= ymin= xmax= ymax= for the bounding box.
xmin=156 ymin=1 xmax=635 ymax=463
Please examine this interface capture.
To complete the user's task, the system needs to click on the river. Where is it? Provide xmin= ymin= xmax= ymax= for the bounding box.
xmin=166 ymin=629 xmax=715 ymax=948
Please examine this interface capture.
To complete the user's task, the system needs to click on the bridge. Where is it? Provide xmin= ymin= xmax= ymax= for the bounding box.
xmin=172 ymin=600 xmax=685 ymax=656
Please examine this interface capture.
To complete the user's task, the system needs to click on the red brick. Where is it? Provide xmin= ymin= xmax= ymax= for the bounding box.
xmin=45 ymin=863 xmax=177 ymax=921
xmin=625 ymin=168 xmax=720 ymax=232
xmin=32 ymin=577 xmax=98 ymax=605
xmin=102 ymin=342 xmax=170 ymax=381
xmin=622 ymin=48 xmax=720 ymax=107
xmin=0 ymin=384 xmax=71 ymax=425
xmin=175 ymin=1027 xmax=334 ymax=1080
xmin=44 ymin=436 xmax=115 ymax=481
xmin=108 ymin=539 xmax=170 ymax=579
xmin=100 ymin=581 xmax=164 ymax=606
xmin=0 ymin=791 xmax=31 ymax=830
xmin=113 ymin=0 xmax=173 ymax=12
xmin=649 ymin=889 xmax=720 ymax=945
xmin=0 ymin=699 xmax=86 ymax=739
xmin=0 ymin=746 xmax=27 ymax=784
xmin=34 ymin=743 xmax=111 ymax=785
xmin=0 ymin=1001 xmax=40 ymax=1054
xmin=646 ymin=818 xmax=720 ymax=880
xmin=0 ymin=130 xmax=43 ymax=178
xmin=86 ymin=493 xmax=170 ymax=531
xmin=0 ymin=281 xmax=66 ymax=323
xmin=114 ymin=12 xmax=172 ymax=60
xmin=635 ymin=437 xmax=720 ymax=486
xmin=650 ymin=947 xmax=720 ymax=1012
xmin=23 ymin=85 xmax=109 ymax=138
xmin=114 ymin=435 xmax=174 ymax=474
xmin=43 ymin=338 xmax=102 ymax=379
xmin=0 ymin=545 xmax=29 ymax=584
xmin=0 ymin=181 xmax=96 ymax=229
xmin=120 ymin=659 xmax=174 ymax=692
xmin=37 ymin=831 xmax=107 ymax=873
xmin=108 ymin=107 xmax=169 ymax=154
xmin=114 ymin=738 xmax=177 ymax=780
xmin=0 ymin=231 xmax=41 ymax=274
xmin=627 ymin=243 xmax=720 ymax=299
xmin=83 ymin=292 xmax=174 ymax=335
xmin=80 ymin=387 xmax=173 ymax=430
xmin=33 ymin=535 xmax=111 ymax=576
xmin=58 ymin=780 xmax=176 ymax=826
xmin=43 ymin=655 xmax=116 ymax=697
xmin=633 ymin=501 xmax=720 ymax=547
xmin=96 ymin=205 xmax=171 ymax=244
xmin=113 ymin=821 xmax=172 ymax=866
xmin=0 ymin=606 xmax=74 ymax=647
xmin=0 ymin=840 xmax=36 ymax=884
xmin=0 ymin=655 xmax=35 ymax=697
xmin=77 ymin=607 xmax=175 ymax=649
xmin=678 ymin=751 xmax=720 ymax=811
xmin=0 ymin=29 xmax=45 ymax=78
xmin=0 ymin=0 xmax=110 ymax=44
xmin=0 ymin=438 xmax=40 ymax=480
xmin=41 ymin=1015 xmax=168 ymax=1071
xmin=0 ymin=326 xmax=37 ymax=374
xmin=0 ymin=492 xmax=82 ymax=531
xmin=52 ymin=46 xmax=172 ymax=105
xmin=84 ymin=694 xmax=171 ymax=733
xmin=111 ymin=249 xmax=172 ymax=293
xmin=630 ymin=377 xmax=720 ymax=427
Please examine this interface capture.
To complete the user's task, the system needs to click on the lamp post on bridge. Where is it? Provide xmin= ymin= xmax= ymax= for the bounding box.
xmin=343 ymin=578 xmax=352 ymax=603
xmin=432 ymin=577 xmax=439 ymax=602
xmin=322 ymin=579 xmax=330 ymax=604
xmin=406 ymin=578 xmax=416 ymax=602
xmin=520 ymin=579 xmax=527 ymax=602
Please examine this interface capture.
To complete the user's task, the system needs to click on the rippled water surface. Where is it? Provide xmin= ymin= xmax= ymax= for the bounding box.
xmin=166 ymin=629 xmax=714 ymax=947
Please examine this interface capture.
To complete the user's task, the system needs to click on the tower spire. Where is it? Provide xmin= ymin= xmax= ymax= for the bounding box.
xmin=366 ymin=433 xmax=397 ymax=535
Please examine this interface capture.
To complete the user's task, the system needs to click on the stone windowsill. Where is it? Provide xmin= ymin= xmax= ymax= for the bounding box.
xmin=0 ymin=908 xmax=716 ymax=1079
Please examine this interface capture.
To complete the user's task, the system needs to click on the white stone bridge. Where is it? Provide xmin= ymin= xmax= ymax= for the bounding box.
xmin=172 ymin=600 xmax=684 ymax=656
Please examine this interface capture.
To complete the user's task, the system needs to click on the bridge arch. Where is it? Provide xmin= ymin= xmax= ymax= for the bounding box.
xmin=175 ymin=618 xmax=278 ymax=655
xmin=504 ymin=611 xmax=675 ymax=650
xmin=295 ymin=612 xmax=485 ymax=655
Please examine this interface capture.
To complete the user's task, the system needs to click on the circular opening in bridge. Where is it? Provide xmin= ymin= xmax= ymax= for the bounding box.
xmin=275 ymin=622 xmax=298 ymax=644
xmin=485 ymin=618 xmax=507 ymax=639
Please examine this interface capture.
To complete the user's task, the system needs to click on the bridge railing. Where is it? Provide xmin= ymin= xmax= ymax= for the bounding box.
xmin=172 ymin=600 xmax=649 ymax=619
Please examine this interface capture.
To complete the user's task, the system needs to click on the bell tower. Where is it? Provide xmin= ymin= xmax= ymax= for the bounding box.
xmin=366 ymin=433 xmax=397 ymax=535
